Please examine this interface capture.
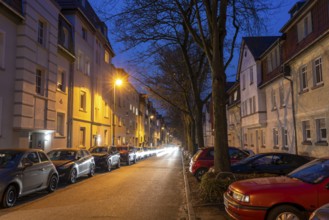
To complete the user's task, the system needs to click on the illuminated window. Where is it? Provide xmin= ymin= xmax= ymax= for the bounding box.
xmin=313 ymin=57 xmax=323 ymax=86
xmin=80 ymin=91 xmax=86 ymax=111
xmin=104 ymin=50 xmax=110 ymax=63
xmin=273 ymin=128 xmax=279 ymax=147
xmin=300 ymin=66 xmax=308 ymax=91
xmin=57 ymin=70 xmax=65 ymax=92
xmin=302 ymin=121 xmax=311 ymax=141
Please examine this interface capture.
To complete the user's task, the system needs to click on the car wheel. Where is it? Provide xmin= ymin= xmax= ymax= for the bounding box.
xmin=106 ymin=160 xmax=112 ymax=172
xmin=68 ymin=168 xmax=77 ymax=184
xmin=2 ymin=185 xmax=17 ymax=208
xmin=117 ymin=159 xmax=121 ymax=168
xmin=88 ymin=164 xmax=95 ymax=177
xmin=195 ymin=168 xmax=208 ymax=181
xmin=267 ymin=205 xmax=305 ymax=220
xmin=47 ymin=174 xmax=58 ymax=193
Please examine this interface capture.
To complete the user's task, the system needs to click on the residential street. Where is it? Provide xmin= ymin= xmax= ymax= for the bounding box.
xmin=0 ymin=148 xmax=188 ymax=220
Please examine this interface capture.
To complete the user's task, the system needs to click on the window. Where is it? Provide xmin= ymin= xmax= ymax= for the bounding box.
xmin=271 ymin=89 xmax=277 ymax=110
xmin=273 ymin=128 xmax=279 ymax=147
xmin=313 ymin=58 xmax=323 ymax=86
xmin=38 ymin=20 xmax=46 ymax=46
xmin=279 ymin=84 xmax=285 ymax=107
xmin=297 ymin=12 xmax=312 ymax=41
xmin=249 ymin=98 xmax=252 ymax=114
xmin=104 ymin=102 xmax=109 ymax=118
xmin=302 ymin=121 xmax=311 ymax=142
xmin=62 ymin=27 xmax=69 ymax=49
xmin=85 ymin=58 xmax=90 ymax=75
xmin=282 ymin=128 xmax=288 ymax=147
xmin=79 ymin=127 xmax=86 ymax=147
xmin=300 ymin=66 xmax=308 ymax=91
xmin=57 ymin=71 xmax=65 ymax=92
xmin=35 ymin=69 xmax=44 ymax=95
xmin=104 ymin=50 xmax=110 ymax=63
xmin=252 ymin=96 xmax=256 ymax=113
xmin=80 ymin=90 xmax=86 ymax=111
xmin=56 ymin=113 xmax=65 ymax=136
xmin=77 ymin=52 xmax=84 ymax=71
xmin=242 ymin=74 xmax=246 ymax=90
xmin=233 ymin=91 xmax=238 ymax=101
xmin=316 ymin=118 xmax=327 ymax=142
xmin=249 ymin=67 xmax=253 ymax=84
xmin=0 ymin=31 xmax=5 ymax=68
xmin=38 ymin=152 xmax=49 ymax=162
xmin=26 ymin=152 xmax=39 ymax=164
xmin=267 ymin=47 xmax=280 ymax=73
xmin=244 ymin=133 xmax=248 ymax=146
xmin=250 ymin=133 xmax=254 ymax=147
xmin=82 ymin=27 xmax=87 ymax=41
xmin=104 ymin=130 xmax=108 ymax=145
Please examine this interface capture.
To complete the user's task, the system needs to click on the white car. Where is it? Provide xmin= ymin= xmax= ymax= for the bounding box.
xmin=310 ymin=203 xmax=329 ymax=220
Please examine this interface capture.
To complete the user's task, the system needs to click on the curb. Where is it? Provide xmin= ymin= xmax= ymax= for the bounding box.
xmin=181 ymin=151 xmax=196 ymax=220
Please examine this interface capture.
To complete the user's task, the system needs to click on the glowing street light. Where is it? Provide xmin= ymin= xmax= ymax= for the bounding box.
xmin=112 ymin=78 xmax=123 ymax=146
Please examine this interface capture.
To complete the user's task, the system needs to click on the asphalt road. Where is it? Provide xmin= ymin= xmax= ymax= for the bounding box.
xmin=0 ymin=147 xmax=187 ymax=220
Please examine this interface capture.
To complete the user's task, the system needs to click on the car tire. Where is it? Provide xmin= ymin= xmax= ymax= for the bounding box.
xmin=195 ymin=168 xmax=208 ymax=181
xmin=267 ymin=205 xmax=305 ymax=220
xmin=1 ymin=185 xmax=17 ymax=208
xmin=47 ymin=174 xmax=58 ymax=193
xmin=106 ymin=160 xmax=112 ymax=172
xmin=117 ymin=159 xmax=121 ymax=169
xmin=68 ymin=168 xmax=77 ymax=184
xmin=88 ymin=164 xmax=95 ymax=177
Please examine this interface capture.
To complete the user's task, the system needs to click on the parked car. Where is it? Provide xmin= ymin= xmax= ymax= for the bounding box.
xmin=310 ymin=203 xmax=329 ymax=220
xmin=117 ymin=146 xmax=137 ymax=165
xmin=224 ymin=157 xmax=329 ymax=220
xmin=189 ymin=146 xmax=249 ymax=181
xmin=47 ymin=148 xmax=95 ymax=184
xmin=231 ymin=152 xmax=311 ymax=175
xmin=0 ymin=149 xmax=58 ymax=208
xmin=89 ymin=146 xmax=120 ymax=172
xmin=135 ymin=147 xmax=146 ymax=160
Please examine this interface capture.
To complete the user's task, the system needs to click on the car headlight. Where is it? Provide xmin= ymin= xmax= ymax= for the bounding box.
xmin=232 ymin=191 xmax=250 ymax=203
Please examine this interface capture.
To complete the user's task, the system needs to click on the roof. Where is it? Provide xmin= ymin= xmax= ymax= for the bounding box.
xmin=243 ymin=36 xmax=280 ymax=59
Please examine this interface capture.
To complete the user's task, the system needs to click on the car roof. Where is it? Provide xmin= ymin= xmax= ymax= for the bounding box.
xmin=0 ymin=148 xmax=44 ymax=152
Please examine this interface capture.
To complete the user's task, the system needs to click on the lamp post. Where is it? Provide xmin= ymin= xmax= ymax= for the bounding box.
xmin=112 ymin=78 xmax=123 ymax=146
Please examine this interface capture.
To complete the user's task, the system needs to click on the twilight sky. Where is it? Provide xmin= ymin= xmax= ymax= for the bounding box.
xmin=90 ymin=1 xmax=299 ymax=83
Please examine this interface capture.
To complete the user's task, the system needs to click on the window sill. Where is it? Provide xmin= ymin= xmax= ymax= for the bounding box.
xmin=273 ymin=146 xmax=279 ymax=149
xmin=79 ymin=108 xmax=87 ymax=112
xmin=56 ymin=88 xmax=67 ymax=94
xmin=55 ymin=135 xmax=66 ymax=139
xmin=281 ymin=146 xmax=289 ymax=151
xmin=280 ymin=105 xmax=286 ymax=109
xmin=311 ymin=82 xmax=324 ymax=90
xmin=299 ymin=88 xmax=309 ymax=95
xmin=261 ymin=145 xmax=266 ymax=148
xmin=271 ymin=107 xmax=277 ymax=112
xmin=302 ymin=140 xmax=312 ymax=145
xmin=315 ymin=141 xmax=328 ymax=146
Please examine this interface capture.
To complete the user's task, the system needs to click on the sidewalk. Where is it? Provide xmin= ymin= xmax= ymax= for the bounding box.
xmin=182 ymin=153 xmax=229 ymax=220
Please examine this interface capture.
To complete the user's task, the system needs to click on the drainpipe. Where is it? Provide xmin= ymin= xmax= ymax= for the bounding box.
xmin=283 ymin=74 xmax=298 ymax=155
xmin=67 ymin=62 xmax=74 ymax=148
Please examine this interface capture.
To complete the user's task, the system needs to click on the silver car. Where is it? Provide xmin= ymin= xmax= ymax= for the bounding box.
xmin=47 ymin=148 xmax=95 ymax=184
xmin=0 ymin=149 xmax=59 ymax=208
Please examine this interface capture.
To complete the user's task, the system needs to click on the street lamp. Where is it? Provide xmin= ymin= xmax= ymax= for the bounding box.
xmin=112 ymin=78 xmax=123 ymax=146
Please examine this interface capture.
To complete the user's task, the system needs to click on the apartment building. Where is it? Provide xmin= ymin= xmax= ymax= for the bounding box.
xmin=281 ymin=0 xmax=329 ymax=157
xmin=0 ymin=0 xmax=166 ymax=150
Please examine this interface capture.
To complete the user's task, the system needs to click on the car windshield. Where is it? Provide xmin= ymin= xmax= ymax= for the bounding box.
xmin=233 ymin=154 xmax=261 ymax=165
xmin=90 ymin=147 xmax=108 ymax=153
xmin=0 ymin=150 xmax=22 ymax=168
xmin=48 ymin=150 xmax=77 ymax=161
xmin=287 ymin=158 xmax=329 ymax=184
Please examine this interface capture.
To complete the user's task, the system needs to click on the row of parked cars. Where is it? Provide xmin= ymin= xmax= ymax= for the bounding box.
xmin=189 ymin=146 xmax=329 ymax=220
xmin=0 ymin=146 xmax=159 ymax=208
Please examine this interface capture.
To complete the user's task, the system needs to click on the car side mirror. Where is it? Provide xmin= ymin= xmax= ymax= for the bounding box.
xmin=22 ymin=159 xmax=33 ymax=168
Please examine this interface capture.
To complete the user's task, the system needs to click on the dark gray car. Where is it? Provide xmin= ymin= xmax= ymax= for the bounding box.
xmin=0 ymin=148 xmax=59 ymax=208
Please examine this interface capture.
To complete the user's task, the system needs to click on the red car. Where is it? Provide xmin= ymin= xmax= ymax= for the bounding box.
xmin=224 ymin=157 xmax=329 ymax=220
xmin=189 ymin=146 xmax=249 ymax=181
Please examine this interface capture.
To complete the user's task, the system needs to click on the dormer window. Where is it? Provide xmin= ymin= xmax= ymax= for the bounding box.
xmin=297 ymin=12 xmax=312 ymax=41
